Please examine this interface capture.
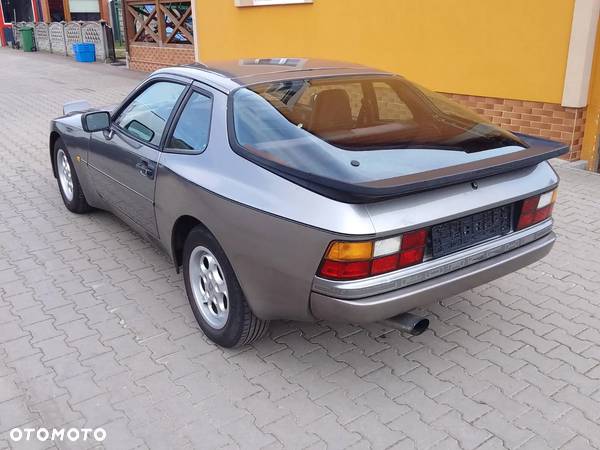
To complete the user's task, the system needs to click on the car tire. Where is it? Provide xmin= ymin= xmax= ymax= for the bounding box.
xmin=54 ymin=138 xmax=92 ymax=214
xmin=183 ymin=226 xmax=270 ymax=347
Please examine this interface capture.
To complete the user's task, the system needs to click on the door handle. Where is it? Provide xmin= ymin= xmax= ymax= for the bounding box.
xmin=136 ymin=160 xmax=154 ymax=178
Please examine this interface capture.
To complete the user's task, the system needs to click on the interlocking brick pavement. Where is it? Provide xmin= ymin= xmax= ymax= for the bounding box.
xmin=1 ymin=49 xmax=600 ymax=449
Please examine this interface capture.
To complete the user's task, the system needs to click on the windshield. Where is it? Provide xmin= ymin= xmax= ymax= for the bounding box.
xmin=231 ymin=75 xmax=527 ymax=186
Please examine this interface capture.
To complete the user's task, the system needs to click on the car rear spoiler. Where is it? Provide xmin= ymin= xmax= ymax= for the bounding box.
xmin=262 ymin=133 xmax=568 ymax=203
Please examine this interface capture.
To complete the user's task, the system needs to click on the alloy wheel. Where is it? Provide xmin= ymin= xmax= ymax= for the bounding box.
xmin=188 ymin=246 xmax=230 ymax=329
xmin=57 ymin=148 xmax=74 ymax=202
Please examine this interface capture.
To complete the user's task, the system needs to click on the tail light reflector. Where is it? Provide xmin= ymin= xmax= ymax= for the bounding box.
xmin=318 ymin=228 xmax=428 ymax=280
xmin=399 ymin=247 xmax=425 ymax=269
xmin=371 ymin=254 xmax=399 ymax=275
xmin=517 ymin=189 xmax=557 ymax=230
xmin=319 ymin=260 xmax=370 ymax=279
xmin=401 ymin=229 xmax=428 ymax=250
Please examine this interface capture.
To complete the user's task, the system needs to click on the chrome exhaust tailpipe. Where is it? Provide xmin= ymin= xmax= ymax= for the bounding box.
xmin=383 ymin=313 xmax=429 ymax=336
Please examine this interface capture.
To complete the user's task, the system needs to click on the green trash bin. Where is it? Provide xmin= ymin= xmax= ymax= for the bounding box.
xmin=20 ymin=27 xmax=35 ymax=52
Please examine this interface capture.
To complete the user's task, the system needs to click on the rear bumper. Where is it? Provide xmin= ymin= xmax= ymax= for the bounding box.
xmin=310 ymin=230 xmax=555 ymax=323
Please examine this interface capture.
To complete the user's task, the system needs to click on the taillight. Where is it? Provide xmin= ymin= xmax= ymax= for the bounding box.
xmin=318 ymin=228 xmax=428 ymax=280
xmin=516 ymin=189 xmax=557 ymax=230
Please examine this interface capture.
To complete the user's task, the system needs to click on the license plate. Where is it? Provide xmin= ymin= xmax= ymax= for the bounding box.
xmin=431 ymin=205 xmax=513 ymax=258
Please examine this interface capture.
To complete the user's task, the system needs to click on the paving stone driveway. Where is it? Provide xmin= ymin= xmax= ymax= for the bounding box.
xmin=1 ymin=49 xmax=600 ymax=450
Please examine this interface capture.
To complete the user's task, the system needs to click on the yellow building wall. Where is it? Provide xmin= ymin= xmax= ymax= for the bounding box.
xmin=195 ymin=0 xmax=574 ymax=104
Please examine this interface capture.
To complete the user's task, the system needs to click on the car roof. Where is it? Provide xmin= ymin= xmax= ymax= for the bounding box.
xmin=153 ymin=58 xmax=391 ymax=93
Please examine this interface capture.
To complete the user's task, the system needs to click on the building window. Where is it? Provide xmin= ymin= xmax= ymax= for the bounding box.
xmin=1 ymin=0 xmax=34 ymax=21
xmin=235 ymin=0 xmax=312 ymax=7
xmin=69 ymin=0 xmax=100 ymax=20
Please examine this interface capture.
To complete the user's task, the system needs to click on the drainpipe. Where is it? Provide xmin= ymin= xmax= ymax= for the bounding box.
xmin=121 ymin=0 xmax=130 ymax=67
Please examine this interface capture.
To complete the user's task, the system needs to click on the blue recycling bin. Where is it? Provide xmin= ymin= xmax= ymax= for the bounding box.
xmin=4 ymin=28 xmax=14 ymax=47
xmin=73 ymin=43 xmax=96 ymax=62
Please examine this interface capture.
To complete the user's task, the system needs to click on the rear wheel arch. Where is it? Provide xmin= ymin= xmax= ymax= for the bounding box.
xmin=171 ymin=215 xmax=211 ymax=271
xmin=180 ymin=221 xmax=269 ymax=346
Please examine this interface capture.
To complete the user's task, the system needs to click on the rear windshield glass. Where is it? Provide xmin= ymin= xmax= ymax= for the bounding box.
xmin=231 ymin=75 xmax=526 ymax=185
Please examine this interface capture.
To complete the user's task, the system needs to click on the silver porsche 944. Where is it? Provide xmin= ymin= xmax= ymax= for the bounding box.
xmin=50 ymin=58 xmax=565 ymax=347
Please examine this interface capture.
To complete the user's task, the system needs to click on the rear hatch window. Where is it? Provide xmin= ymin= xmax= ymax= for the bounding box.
xmin=229 ymin=75 xmax=560 ymax=202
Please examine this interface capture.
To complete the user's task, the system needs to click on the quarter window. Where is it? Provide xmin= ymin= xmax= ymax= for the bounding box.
xmin=115 ymin=81 xmax=186 ymax=146
xmin=167 ymin=91 xmax=213 ymax=152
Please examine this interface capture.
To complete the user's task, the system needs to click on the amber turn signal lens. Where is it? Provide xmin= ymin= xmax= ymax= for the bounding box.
xmin=325 ymin=241 xmax=373 ymax=261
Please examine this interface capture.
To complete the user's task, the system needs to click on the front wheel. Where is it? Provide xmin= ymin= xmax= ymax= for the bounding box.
xmin=54 ymin=138 xmax=92 ymax=214
xmin=183 ymin=226 xmax=269 ymax=347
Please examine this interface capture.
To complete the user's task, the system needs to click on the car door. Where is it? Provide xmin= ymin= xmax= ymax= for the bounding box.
xmin=88 ymin=78 xmax=188 ymax=236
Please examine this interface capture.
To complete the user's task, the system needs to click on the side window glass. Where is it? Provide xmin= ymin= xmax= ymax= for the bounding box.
xmin=167 ymin=91 xmax=213 ymax=152
xmin=115 ymin=81 xmax=186 ymax=146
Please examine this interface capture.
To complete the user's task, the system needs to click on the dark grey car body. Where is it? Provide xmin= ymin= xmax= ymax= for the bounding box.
xmin=50 ymin=59 xmax=561 ymax=323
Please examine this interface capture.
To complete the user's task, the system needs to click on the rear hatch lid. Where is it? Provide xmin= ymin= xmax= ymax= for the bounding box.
xmin=229 ymin=75 xmax=567 ymax=203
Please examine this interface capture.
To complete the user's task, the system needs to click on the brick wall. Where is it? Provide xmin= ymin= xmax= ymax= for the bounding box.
xmin=128 ymin=44 xmax=195 ymax=73
xmin=444 ymin=93 xmax=587 ymax=161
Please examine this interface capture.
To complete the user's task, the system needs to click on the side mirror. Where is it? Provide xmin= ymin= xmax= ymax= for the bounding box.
xmin=82 ymin=111 xmax=111 ymax=132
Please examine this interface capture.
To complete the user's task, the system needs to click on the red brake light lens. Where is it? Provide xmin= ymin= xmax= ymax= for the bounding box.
xmin=319 ymin=260 xmax=371 ymax=280
xmin=534 ymin=204 xmax=554 ymax=223
xmin=516 ymin=196 xmax=539 ymax=229
xmin=371 ymin=254 xmax=399 ymax=275
xmin=399 ymin=247 xmax=425 ymax=269
xmin=401 ymin=229 xmax=428 ymax=249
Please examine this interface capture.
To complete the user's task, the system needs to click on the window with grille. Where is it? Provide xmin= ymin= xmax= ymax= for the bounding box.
xmin=125 ymin=0 xmax=193 ymax=45
xmin=235 ymin=0 xmax=312 ymax=6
